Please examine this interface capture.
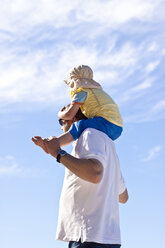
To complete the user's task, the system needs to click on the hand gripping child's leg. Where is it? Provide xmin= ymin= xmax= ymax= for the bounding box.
xmin=32 ymin=132 xmax=74 ymax=154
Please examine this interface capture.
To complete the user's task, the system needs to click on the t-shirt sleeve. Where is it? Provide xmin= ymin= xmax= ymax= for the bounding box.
xmin=72 ymin=90 xmax=87 ymax=104
xmin=118 ymin=169 xmax=126 ymax=194
xmin=77 ymin=129 xmax=106 ymax=166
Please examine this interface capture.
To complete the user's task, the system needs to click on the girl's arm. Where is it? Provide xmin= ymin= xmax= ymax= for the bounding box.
xmin=58 ymin=103 xmax=81 ymax=120
xmin=58 ymin=90 xmax=87 ymax=120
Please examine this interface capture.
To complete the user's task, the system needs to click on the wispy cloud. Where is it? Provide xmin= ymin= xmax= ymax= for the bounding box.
xmin=124 ymin=97 xmax=165 ymax=123
xmin=0 ymin=0 xmax=161 ymax=33
xmin=0 ymin=155 xmax=19 ymax=175
xmin=142 ymin=146 xmax=163 ymax=161
xmin=0 ymin=45 xmax=100 ymax=110
xmin=0 ymin=0 xmax=164 ymax=124
xmin=152 ymin=100 xmax=165 ymax=113
xmin=0 ymin=155 xmax=39 ymax=177
xmin=118 ymin=78 xmax=153 ymax=104
xmin=145 ymin=61 xmax=160 ymax=73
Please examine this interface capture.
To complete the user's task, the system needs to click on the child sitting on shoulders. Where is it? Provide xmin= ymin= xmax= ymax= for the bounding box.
xmin=32 ymin=65 xmax=123 ymax=152
xmin=58 ymin=64 xmax=123 ymax=146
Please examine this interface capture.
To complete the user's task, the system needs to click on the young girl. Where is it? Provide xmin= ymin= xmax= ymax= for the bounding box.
xmin=57 ymin=64 xmax=123 ymax=145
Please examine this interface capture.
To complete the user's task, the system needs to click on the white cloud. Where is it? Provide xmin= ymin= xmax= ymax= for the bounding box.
xmin=124 ymin=97 xmax=165 ymax=123
xmin=0 ymin=155 xmax=19 ymax=175
xmin=80 ymin=0 xmax=156 ymax=24
xmin=118 ymin=79 xmax=153 ymax=104
xmin=0 ymin=155 xmax=46 ymax=177
xmin=132 ymin=80 xmax=153 ymax=91
xmin=0 ymin=44 xmax=101 ymax=110
xmin=0 ymin=0 xmax=162 ymax=33
xmin=152 ymin=100 xmax=165 ymax=113
xmin=0 ymin=36 xmax=163 ymax=116
xmin=0 ymin=0 xmax=164 ymax=123
xmin=147 ymin=42 xmax=159 ymax=52
xmin=0 ymin=40 xmax=148 ymax=110
xmin=97 ymin=42 xmax=138 ymax=68
xmin=142 ymin=146 xmax=163 ymax=161
xmin=145 ymin=61 xmax=160 ymax=73
xmin=0 ymin=0 xmax=78 ymax=32
xmin=0 ymin=155 xmax=30 ymax=176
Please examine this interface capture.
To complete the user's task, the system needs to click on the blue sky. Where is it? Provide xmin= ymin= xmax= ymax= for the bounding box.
xmin=0 ymin=0 xmax=165 ymax=247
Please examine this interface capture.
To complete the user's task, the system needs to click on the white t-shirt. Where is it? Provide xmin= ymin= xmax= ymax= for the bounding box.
xmin=56 ymin=128 xmax=126 ymax=244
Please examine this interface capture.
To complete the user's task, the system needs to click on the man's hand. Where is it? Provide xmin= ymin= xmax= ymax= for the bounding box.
xmin=119 ymin=189 xmax=128 ymax=204
xmin=43 ymin=136 xmax=61 ymax=158
xmin=31 ymin=136 xmax=48 ymax=153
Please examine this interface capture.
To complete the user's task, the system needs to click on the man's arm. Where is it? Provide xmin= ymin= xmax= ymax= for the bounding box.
xmin=58 ymin=90 xmax=87 ymax=120
xmin=44 ymin=138 xmax=103 ymax=184
xmin=60 ymin=154 xmax=103 ymax=184
xmin=119 ymin=188 xmax=128 ymax=204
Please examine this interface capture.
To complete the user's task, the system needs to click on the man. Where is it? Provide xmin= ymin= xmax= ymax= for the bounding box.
xmin=32 ymin=107 xmax=128 ymax=248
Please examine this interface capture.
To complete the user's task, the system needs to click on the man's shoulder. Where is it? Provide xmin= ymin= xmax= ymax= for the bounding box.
xmin=81 ymin=127 xmax=110 ymax=137
xmin=80 ymin=128 xmax=113 ymax=145
xmin=73 ymin=128 xmax=118 ymax=168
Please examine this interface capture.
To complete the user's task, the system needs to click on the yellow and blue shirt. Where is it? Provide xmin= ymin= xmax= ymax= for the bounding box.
xmin=71 ymin=88 xmax=123 ymax=128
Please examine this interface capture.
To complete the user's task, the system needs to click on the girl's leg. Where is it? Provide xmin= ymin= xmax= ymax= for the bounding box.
xmin=69 ymin=117 xmax=123 ymax=141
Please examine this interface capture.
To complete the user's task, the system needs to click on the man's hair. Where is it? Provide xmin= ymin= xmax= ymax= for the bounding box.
xmin=75 ymin=108 xmax=88 ymax=121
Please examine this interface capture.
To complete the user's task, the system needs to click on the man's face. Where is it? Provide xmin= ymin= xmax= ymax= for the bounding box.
xmin=59 ymin=119 xmax=73 ymax=133
xmin=58 ymin=104 xmax=80 ymax=133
